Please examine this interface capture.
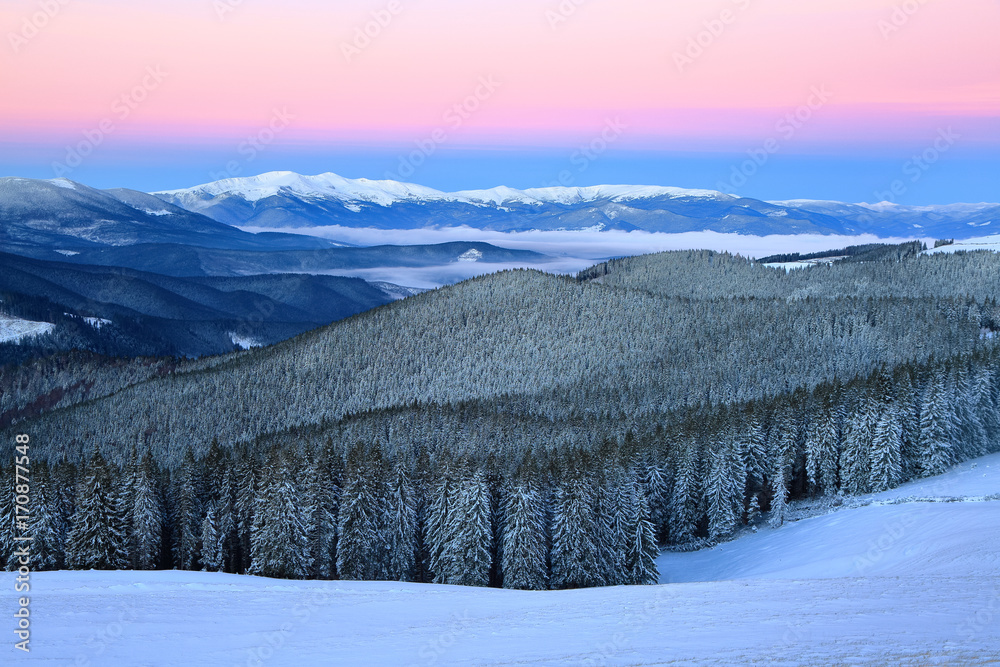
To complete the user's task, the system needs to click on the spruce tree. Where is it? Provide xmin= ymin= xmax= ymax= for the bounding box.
xmin=130 ymin=452 xmax=163 ymax=570
xmin=386 ymin=459 xmax=416 ymax=582
xmin=174 ymin=447 xmax=203 ymax=570
xmin=67 ymin=448 xmax=127 ymax=570
xmin=624 ymin=466 xmax=658 ymax=585
xmin=336 ymin=444 xmax=390 ymax=581
xmin=869 ymin=406 xmax=903 ymax=492
xmin=550 ymin=457 xmax=602 ymax=589
xmin=500 ymin=462 xmax=547 ymax=590
xmin=919 ymin=376 xmax=955 ymax=476
xmin=440 ymin=466 xmax=493 ymax=587
xmin=249 ymin=451 xmax=311 ymax=579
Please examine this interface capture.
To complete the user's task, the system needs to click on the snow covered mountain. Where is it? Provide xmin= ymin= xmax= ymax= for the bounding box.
xmin=0 ymin=177 xmax=343 ymax=254
xmin=155 ymin=170 xmax=1000 ymax=238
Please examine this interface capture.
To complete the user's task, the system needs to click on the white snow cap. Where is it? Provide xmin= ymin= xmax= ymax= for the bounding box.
xmin=157 ymin=171 xmax=733 ymax=207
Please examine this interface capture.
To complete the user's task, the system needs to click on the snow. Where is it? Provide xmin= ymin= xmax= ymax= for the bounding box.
xmin=158 ymin=171 xmax=732 ymax=208
xmin=0 ymin=315 xmax=55 ymax=343
xmin=457 ymin=248 xmax=483 ymax=262
xmin=925 ymin=235 xmax=1000 ymax=255
xmin=63 ymin=313 xmax=112 ymax=329
xmin=158 ymin=171 xmax=449 ymax=206
xmin=763 ymin=256 xmax=847 ymax=272
xmin=47 ymin=178 xmax=76 ymax=190
xmin=83 ymin=316 xmax=112 ymax=329
xmin=229 ymin=332 xmax=262 ymax=350
xmin=4 ymin=454 xmax=998 ymax=665
xmin=143 ymin=209 xmax=172 ymax=216
xmin=54 ymin=250 xmax=80 ymax=256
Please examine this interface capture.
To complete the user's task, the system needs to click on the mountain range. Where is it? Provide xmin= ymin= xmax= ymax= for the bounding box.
xmin=155 ymin=171 xmax=1000 ymax=239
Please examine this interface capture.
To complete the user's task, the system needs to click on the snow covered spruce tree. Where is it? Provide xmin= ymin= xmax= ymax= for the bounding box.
xmin=550 ymin=453 xmax=602 ymax=589
xmin=919 ymin=374 xmax=957 ymax=477
xmin=67 ymin=447 xmax=128 ymax=570
xmin=336 ymin=443 xmax=391 ymax=581
xmin=173 ymin=447 xmax=203 ymax=570
xmin=249 ymin=449 xmax=311 ymax=579
xmin=623 ymin=464 xmax=659 ymax=585
xmin=667 ymin=439 xmax=701 ymax=544
xmin=706 ymin=439 xmax=743 ymax=541
xmin=129 ymin=451 xmax=163 ymax=570
xmin=433 ymin=462 xmax=493 ymax=587
xmin=304 ymin=442 xmax=340 ymax=579
xmin=29 ymin=462 xmax=66 ymax=571
xmin=500 ymin=457 xmax=548 ymax=590
xmin=386 ymin=456 xmax=417 ymax=581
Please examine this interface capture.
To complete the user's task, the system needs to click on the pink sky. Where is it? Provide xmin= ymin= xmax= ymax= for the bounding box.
xmin=1 ymin=0 xmax=998 ymax=149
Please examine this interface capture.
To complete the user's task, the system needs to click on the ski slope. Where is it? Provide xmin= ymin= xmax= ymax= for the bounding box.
xmin=5 ymin=455 xmax=1000 ymax=666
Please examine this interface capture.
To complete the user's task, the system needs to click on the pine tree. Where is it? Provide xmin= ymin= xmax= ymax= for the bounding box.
xmin=919 ymin=376 xmax=955 ymax=476
xmin=1 ymin=468 xmax=17 ymax=570
xmin=130 ymin=452 xmax=163 ymax=570
xmin=624 ymin=466 xmax=658 ymax=585
xmin=869 ymin=406 xmax=903 ymax=492
xmin=500 ymin=462 xmax=548 ymax=590
xmin=174 ymin=448 xmax=203 ymax=570
xmin=200 ymin=501 xmax=225 ymax=572
xmin=439 ymin=466 xmax=493 ymax=587
xmin=768 ymin=435 xmax=790 ymax=529
xmin=426 ymin=460 xmax=460 ymax=583
xmin=67 ymin=448 xmax=127 ymax=570
xmin=336 ymin=444 xmax=390 ymax=581
xmin=706 ymin=444 xmax=740 ymax=540
xmin=641 ymin=460 xmax=671 ymax=543
xmin=28 ymin=462 xmax=64 ymax=571
xmin=386 ymin=459 xmax=416 ymax=582
xmin=303 ymin=446 xmax=339 ymax=579
xmin=249 ymin=451 xmax=311 ymax=579
xmin=550 ymin=457 xmax=602 ymax=589
xmin=667 ymin=441 xmax=700 ymax=544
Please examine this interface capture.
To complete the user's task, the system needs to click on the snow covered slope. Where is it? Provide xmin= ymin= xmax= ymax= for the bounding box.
xmin=4 ymin=454 xmax=999 ymax=666
xmin=925 ymin=235 xmax=1000 ymax=255
xmin=658 ymin=452 xmax=1000 ymax=583
xmin=0 ymin=314 xmax=54 ymax=343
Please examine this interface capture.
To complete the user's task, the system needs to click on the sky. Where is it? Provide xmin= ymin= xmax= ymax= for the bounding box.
xmin=1 ymin=0 xmax=998 ymax=203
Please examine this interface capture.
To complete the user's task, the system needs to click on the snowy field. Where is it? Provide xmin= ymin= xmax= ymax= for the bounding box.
xmin=0 ymin=315 xmax=54 ymax=344
xmin=925 ymin=235 xmax=1000 ymax=255
xmin=5 ymin=455 xmax=1000 ymax=666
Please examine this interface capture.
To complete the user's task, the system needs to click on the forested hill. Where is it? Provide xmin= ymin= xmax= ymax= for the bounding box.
xmin=578 ymin=245 xmax=1000 ymax=301
xmin=5 ymin=248 xmax=998 ymax=466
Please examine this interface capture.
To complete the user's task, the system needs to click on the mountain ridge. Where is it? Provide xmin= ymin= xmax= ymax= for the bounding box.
xmin=154 ymin=170 xmax=1000 ymax=239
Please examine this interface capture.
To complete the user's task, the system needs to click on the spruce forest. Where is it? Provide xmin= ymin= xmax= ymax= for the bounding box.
xmin=3 ymin=244 xmax=1000 ymax=590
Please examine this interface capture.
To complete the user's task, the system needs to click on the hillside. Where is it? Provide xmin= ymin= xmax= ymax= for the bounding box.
xmin=0 ymin=251 xmax=395 ymax=362
xmin=6 ymin=249 xmax=997 ymax=463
